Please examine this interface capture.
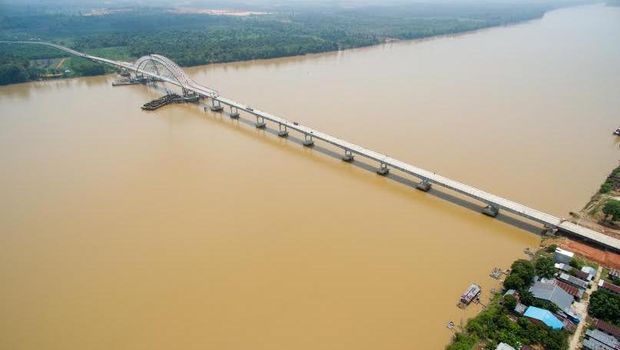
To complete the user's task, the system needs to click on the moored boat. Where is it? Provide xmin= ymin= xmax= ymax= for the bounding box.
xmin=460 ymin=283 xmax=481 ymax=305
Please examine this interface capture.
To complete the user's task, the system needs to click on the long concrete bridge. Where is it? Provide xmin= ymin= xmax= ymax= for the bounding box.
xmin=5 ymin=41 xmax=620 ymax=252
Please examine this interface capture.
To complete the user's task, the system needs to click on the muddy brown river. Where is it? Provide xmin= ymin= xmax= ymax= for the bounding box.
xmin=1 ymin=4 xmax=619 ymax=349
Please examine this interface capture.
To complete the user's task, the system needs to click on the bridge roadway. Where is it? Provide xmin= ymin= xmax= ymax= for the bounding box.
xmin=5 ymin=41 xmax=620 ymax=252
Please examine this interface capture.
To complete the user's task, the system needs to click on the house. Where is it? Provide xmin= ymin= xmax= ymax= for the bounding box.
xmin=523 ymin=306 xmax=564 ymax=330
xmin=554 ymin=247 xmax=574 ymax=264
xmin=496 ymin=343 xmax=517 ymax=350
xmin=514 ymin=302 xmax=527 ymax=315
xmin=555 ymin=279 xmax=585 ymax=300
xmin=529 ymin=279 xmax=574 ymax=311
xmin=561 ymin=319 xmax=577 ymax=333
xmin=555 ymin=263 xmax=572 ymax=273
xmin=592 ymin=318 xmax=620 ymax=339
xmin=583 ymin=337 xmax=614 ymax=350
xmin=582 ymin=329 xmax=619 ymax=350
xmin=571 ymin=268 xmax=592 ymax=281
xmin=557 ymin=272 xmax=589 ymax=289
xmin=599 ymin=280 xmax=620 ymax=295
xmin=582 ymin=266 xmax=597 ymax=280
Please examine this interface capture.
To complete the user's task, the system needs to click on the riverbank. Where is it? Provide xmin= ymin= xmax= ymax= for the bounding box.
xmin=570 ymin=166 xmax=620 ymax=241
xmin=446 ymin=244 xmax=614 ymax=350
xmin=0 ymin=1 xmax=589 ymax=85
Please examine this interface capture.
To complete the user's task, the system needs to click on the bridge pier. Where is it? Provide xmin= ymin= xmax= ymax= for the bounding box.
xmin=482 ymin=204 xmax=500 ymax=218
xmin=377 ymin=162 xmax=390 ymax=176
xmin=303 ymin=134 xmax=314 ymax=147
xmin=255 ymin=116 xmax=266 ymax=129
xmin=342 ymin=149 xmax=354 ymax=162
xmin=416 ymin=179 xmax=432 ymax=192
xmin=278 ymin=124 xmax=289 ymax=137
xmin=210 ymin=99 xmax=224 ymax=112
xmin=229 ymin=106 xmax=240 ymax=119
xmin=544 ymin=225 xmax=559 ymax=236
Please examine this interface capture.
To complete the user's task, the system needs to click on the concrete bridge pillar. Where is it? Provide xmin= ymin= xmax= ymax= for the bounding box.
xmin=255 ymin=116 xmax=266 ymax=129
xmin=342 ymin=149 xmax=354 ymax=162
xmin=229 ymin=106 xmax=240 ymax=119
xmin=416 ymin=179 xmax=432 ymax=192
xmin=482 ymin=204 xmax=500 ymax=217
xmin=278 ymin=123 xmax=289 ymax=137
xmin=377 ymin=162 xmax=390 ymax=176
xmin=210 ymin=99 xmax=224 ymax=112
xmin=544 ymin=225 xmax=559 ymax=236
xmin=303 ymin=133 xmax=314 ymax=147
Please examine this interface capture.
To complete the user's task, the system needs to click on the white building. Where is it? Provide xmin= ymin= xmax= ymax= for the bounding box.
xmin=554 ymin=247 xmax=574 ymax=264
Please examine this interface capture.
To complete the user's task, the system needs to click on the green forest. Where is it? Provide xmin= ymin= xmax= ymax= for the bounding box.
xmin=0 ymin=1 xmax=588 ymax=85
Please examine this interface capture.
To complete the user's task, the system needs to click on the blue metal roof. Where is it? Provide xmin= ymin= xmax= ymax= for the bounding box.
xmin=524 ymin=306 xmax=564 ymax=330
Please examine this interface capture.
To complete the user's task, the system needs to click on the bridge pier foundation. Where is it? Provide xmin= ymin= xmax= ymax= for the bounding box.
xmin=278 ymin=124 xmax=289 ymax=137
xmin=377 ymin=163 xmax=390 ymax=176
xmin=229 ymin=106 xmax=240 ymax=119
xmin=210 ymin=99 xmax=224 ymax=112
xmin=303 ymin=134 xmax=314 ymax=147
xmin=255 ymin=116 xmax=266 ymax=129
xmin=482 ymin=205 xmax=500 ymax=217
xmin=544 ymin=225 xmax=559 ymax=236
xmin=342 ymin=149 xmax=354 ymax=162
xmin=416 ymin=179 xmax=432 ymax=192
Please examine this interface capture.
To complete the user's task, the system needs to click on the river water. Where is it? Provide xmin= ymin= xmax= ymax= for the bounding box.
xmin=1 ymin=4 xmax=619 ymax=349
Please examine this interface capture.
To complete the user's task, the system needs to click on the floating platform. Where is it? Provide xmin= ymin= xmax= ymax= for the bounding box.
xmin=460 ymin=283 xmax=481 ymax=305
xmin=113 ymin=77 xmax=147 ymax=86
xmin=142 ymin=93 xmax=198 ymax=111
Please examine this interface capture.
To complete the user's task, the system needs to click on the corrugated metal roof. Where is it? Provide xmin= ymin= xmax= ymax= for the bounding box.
xmin=582 ymin=266 xmax=597 ymax=277
xmin=529 ymin=280 xmax=574 ymax=311
xmin=495 ymin=343 xmax=516 ymax=350
xmin=555 ymin=247 xmax=575 ymax=256
xmin=555 ymin=279 xmax=585 ymax=299
xmin=558 ymin=272 xmax=589 ymax=289
xmin=572 ymin=269 xmax=591 ymax=280
xmin=524 ymin=306 xmax=564 ymax=330
xmin=585 ymin=329 xmax=620 ymax=349
xmin=583 ymin=337 xmax=614 ymax=350
xmin=555 ymin=263 xmax=572 ymax=272
xmin=593 ymin=318 xmax=620 ymax=338
xmin=600 ymin=280 xmax=620 ymax=295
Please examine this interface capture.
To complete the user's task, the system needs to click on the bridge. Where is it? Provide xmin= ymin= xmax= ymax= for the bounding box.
xmin=5 ymin=41 xmax=620 ymax=252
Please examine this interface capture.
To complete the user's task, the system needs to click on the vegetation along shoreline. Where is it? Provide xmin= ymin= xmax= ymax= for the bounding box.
xmin=0 ymin=0 xmax=591 ymax=86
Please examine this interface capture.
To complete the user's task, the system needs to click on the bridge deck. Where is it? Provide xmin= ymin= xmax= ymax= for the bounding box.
xmin=6 ymin=41 xmax=619 ymax=252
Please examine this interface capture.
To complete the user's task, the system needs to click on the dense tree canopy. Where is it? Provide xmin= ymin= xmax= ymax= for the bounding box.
xmin=0 ymin=1 xmax=586 ymax=85
xmin=458 ymin=299 xmax=568 ymax=350
xmin=504 ymin=260 xmax=536 ymax=290
xmin=589 ymin=288 xmax=620 ymax=326
xmin=603 ymin=199 xmax=620 ymax=222
xmin=535 ymin=256 xmax=556 ymax=279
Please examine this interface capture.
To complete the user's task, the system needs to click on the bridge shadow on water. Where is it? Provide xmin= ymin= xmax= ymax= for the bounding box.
xmin=195 ymin=103 xmax=545 ymax=237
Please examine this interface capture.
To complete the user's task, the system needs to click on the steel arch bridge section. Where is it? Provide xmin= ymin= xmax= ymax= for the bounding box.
xmin=132 ymin=54 xmax=218 ymax=96
xmin=134 ymin=54 xmax=196 ymax=87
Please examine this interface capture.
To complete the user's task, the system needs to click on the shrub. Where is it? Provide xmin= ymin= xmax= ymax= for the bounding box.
xmin=545 ymin=244 xmax=558 ymax=253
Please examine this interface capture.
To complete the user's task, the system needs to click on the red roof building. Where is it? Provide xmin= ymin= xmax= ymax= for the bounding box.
xmin=592 ymin=318 xmax=620 ymax=338
xmin=599 ymin=280 xmax=620 ymax=295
